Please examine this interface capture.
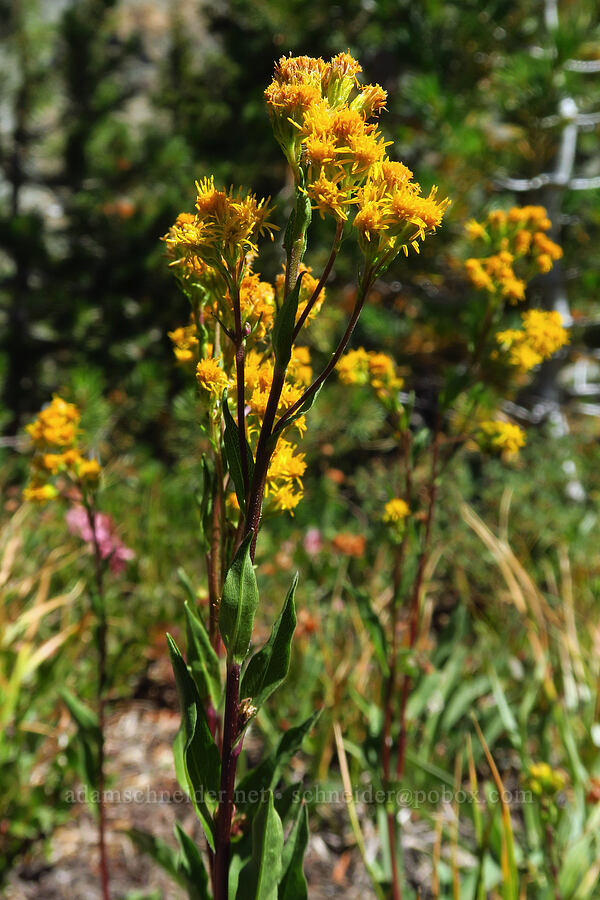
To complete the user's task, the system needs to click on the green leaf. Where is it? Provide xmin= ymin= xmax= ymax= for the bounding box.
xmin=278 ymin=801 xmax=309 ymax=900
xmin=177 ymin=567 xmax=199 ymax=606
xmin=223 ymin=396 xmax=255 ymax=512
xmin=272 ymin=272 xmax=305 ymax=372
xmin=219 ymin=534 xmax=259 ymax=664
xmin=276 ymin=382 xmax=323 ymax=433
xmin=167 ymin=634 xmax=220 ymax=849
xmin=241 ymin=574 xmax=297 ymax=709
xmin=60 ymin=689 xmax=101 ymax=802
xmin=236 ymin=710 xmax=321 ymax=815
xmin=60 ymin=688 xmax=99 ymax=733
xmin=127 ymin=828 xmax=182 ymax=883
xmin=352 ymin=589 xmax=389 ymax=677
xmin=237 ymin=790 xmax=284 ymax=900
xmin=174 ymin=823 xmax=211 ymax=900
xmin=185 ymin=601 xmax=221 ymax=708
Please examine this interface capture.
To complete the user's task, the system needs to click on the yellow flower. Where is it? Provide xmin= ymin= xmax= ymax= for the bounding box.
xmin=367 ymin=352 xmax=403 ymax=395
xmin=478 ymin=420 xmax=526 ymax=457
xmin=288 ymin=346 xmax=313 ymax=385
xmin=306 ymin=173 xmax=351 ymax=221
xmin=496 ymin=310 xmax=568 ymax=371
xmin=465 ymin=219 xmax=487 ymax=241
xmin=239 ymin=271 xmax=276 ymax=338
xmin=337 ymin=348 xmax=370 ymax=385
xmin=196 ymin=357 xmax=229 ymax=395
xmin=267 ymin=438 xmax=306 ymax=485
xmin=383 ymin=498 xmax=410 ymax=523
xmin=26 ymin=395 xmax=80 ymax=448
xmin=270 ymin=484 xmax=302 ymax=514
xmin=350 ymin=84 xmax=387 ymax=119
xmin=77 ymin=458 xmax=102 ymax=481
xmin=193 ymin=177 xmax=278 ymax=262
xmin=23 ymin=483 xmax=59 ymax=503
xmin=168 ymin=323 xmax=199 ymax=365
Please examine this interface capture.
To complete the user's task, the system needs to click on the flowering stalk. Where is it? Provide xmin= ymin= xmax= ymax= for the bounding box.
xmin=81 ymin=494 xmax=111 ymax=900
xmin=156 ymin=51 xmax=449 ymax=900
xmin=23 ymin=397 xmax=133 ymax=900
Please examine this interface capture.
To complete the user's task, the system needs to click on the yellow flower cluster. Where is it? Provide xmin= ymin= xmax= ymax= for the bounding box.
xmin=496 ymin=310 xmax=569 ymax=371
xmin=196 ymin=356 xmax=230 ymax=395
xmin=478 ymin=420 xmax=526 ymax=457
xmin=23 ymin=396 xmax=101 ymax=502
xmin=465 ymin=206 xmax=562 ymax=304
xmin=168 ymin=323 xmax=199 ymax=365
xmin=163 ymin=180 xmax=277 ymax=274
xmin=265 ymin=438 xmax=307 ymax=513
xmin=527 ymin=762 xmax=566 ymax=797
xmin=383 ymin=498 xmax=410 ymax=523
xmin=265 ymin=53 xmax=448 ymax=266
xmin=337 ymin=347 xmax=403 ymax=400
xmin=192 ymin=341 xmax=311 ymax=511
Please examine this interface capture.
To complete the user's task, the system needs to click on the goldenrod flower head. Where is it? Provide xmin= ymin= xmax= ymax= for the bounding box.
xmin=464 ymin=206 xmax=561 ymax=301
xmin=266 ymin=52 xmax=391 ymax=189
xmin=337 ymin=347 xmax=371 ymax=385
xmin=383 ymin=498 xmax=410 ymax=523
xmin=350 ymin=84 xmax=387 ymax=119
xmin=270 ymin=483 xmax=302 ymax=513
xmin=465 ymin=219 xmax=487 ymax=241
xmin=26 ymin=395 xmax=80 ymax=448
xmin=24 ymin=396 xmax=101 ymax=501
xmin=268 ymin=438 xmax=307 ymax=484
xmin=478 ymin=420 xmax=526 ymax=457
xmin=307 ymin=172 xmax=351 ymax=221
xmin=264 ymin=437 xmax=306 ymax=515
xmin=23 ymin=483 xmax=59 ymax=503
xmin=378 ymin=160 xmax=413 ymax=189
xmin=77 ymin=458 xmax=102 ymax=481
xmin=354 ymin=166 xmax=449 ymax=264
xmin=193 ymin=177 xmax=278 ymax=263
xmin=288 ymin=345 xmax=313 ymax=385
xmin=522 ymin=310 xmax=569 ymax=356
xmin=527 ymin=762 xmax=566 ymax=797
xmin=196 ymin=356 xmax=229 ymax=395
xmin=496 ymin=311 xmax=568 ymax=372
xmin=367 ymin=352 xmax=403 ymax=394
xmin=168 ymin=323 xmax=199 ymax=365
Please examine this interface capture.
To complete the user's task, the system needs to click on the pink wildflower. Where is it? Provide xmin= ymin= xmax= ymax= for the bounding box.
xmin=66 ymin=505 xmax=134 ymax=574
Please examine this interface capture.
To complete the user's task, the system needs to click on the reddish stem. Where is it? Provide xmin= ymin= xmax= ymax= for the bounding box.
xmin=213 ymin=662 xmax=241 ymax=900
xmin=396 ymin=425 xmax=440 ymax=780
xmin=82 ymin=498 xmax=110 ymax=900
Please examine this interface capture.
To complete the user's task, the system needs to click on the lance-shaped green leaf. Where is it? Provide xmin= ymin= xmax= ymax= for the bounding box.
xmin=278 ymin=801 xmax=309 ymax=900
xmin=223 ymin=395 xmax=255 ymax=512
xmin=241 ymin=574 xmax=297 ymax=709
xmin=127 ymin=828 xmax=182 ymax=883
xmin=351 ymin=588 xmax=389 ymax=677
xmin=60 ymin=688 xmax=100 ymax=804
xmin=185 ymin=601 xmax=221 ymax=708
xmin=236 ymin=710 xmax=322 ymax=815
xmin=167 ymin=634 xmax=220 ymax=849
xmin=175 ymin=823 xmax=211 ymax=900
xmin=196 ymin=456 xmax=214 ymax=551
xmin=272 ymin=272 xmax=305 ymax=372
xmin=236 ymin=790 xmax=284 ymax=900
xmin=219 ymin=533 xmax=259 ymax=664
xmin=275 ymin=382 xmax=323 ymax=435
